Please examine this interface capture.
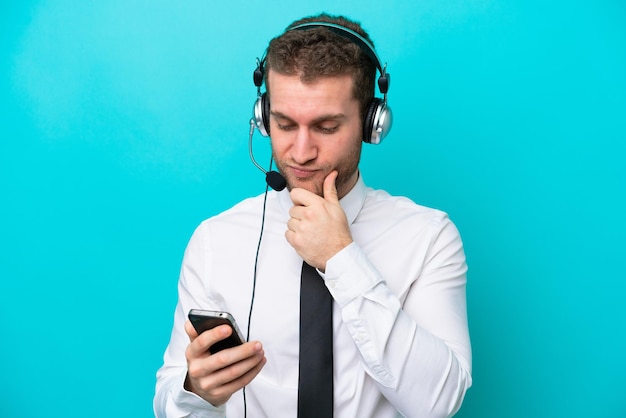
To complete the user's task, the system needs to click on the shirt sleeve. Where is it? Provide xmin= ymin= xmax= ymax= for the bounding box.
xmin=153 ymin=223 xmax=227 ymax=418
xmin=320 ymin=215 xmax=472 ymax=418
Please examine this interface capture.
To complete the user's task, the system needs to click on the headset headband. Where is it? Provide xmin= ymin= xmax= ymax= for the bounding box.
xmin=288 ymin=22 xmax=384 ymax=74
xmin=255 ymin=21 xmax=390 ymax=95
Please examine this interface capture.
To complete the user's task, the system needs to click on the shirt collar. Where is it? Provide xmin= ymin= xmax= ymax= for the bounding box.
xmin=277 ymin=172 xmax=367 ymax=226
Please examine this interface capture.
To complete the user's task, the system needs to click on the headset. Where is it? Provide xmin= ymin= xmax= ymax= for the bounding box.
xmin=251 ymin=21 xmax=393 ymax=145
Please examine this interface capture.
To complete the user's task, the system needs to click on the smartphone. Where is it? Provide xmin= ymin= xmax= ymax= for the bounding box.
xmin=188 ymin=309 xmax=245 ymax=353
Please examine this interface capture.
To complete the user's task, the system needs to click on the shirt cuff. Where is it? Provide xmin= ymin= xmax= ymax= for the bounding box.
xmin=169 ymin=373 xmax=227 ymax=418
xmin=319 ymin=242 xmax=384 ymax=307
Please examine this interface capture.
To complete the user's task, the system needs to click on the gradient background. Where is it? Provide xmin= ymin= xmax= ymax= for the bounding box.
xmin=1 ymin=1 xmax=624 ymax=417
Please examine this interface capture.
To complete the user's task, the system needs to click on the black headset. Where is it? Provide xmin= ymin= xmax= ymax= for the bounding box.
xmin=252 ymin=21 xmax=393 ymax=145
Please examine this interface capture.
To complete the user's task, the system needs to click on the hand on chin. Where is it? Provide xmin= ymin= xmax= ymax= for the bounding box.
xmin=287 ymin=175 xmax=325 ymax=197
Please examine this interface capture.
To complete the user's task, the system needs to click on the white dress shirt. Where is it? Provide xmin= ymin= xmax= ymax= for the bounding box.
xmin=154 ymin=174 xmax=472 ymax=418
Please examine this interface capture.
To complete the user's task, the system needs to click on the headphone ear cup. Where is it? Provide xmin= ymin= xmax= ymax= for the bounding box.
xmin=262 ymin=93 xmax=270 ymax=135
xmin=363 ymin=98 xmax=392 ymax=145
xmin=362 ymin=99 xmax=378 ymax=143
xmin=253 ymin=93 xmax=271 ymax=137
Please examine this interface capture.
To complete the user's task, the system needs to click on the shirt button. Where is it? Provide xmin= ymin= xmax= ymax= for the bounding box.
xmin=327 ymin=280 xmax=336 ymax=289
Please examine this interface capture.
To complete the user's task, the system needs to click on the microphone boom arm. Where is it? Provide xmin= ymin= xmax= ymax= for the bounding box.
xmin=249 ymin=119 xmax=267 ymax=174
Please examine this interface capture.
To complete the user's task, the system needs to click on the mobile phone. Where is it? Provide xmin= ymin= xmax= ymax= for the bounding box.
xmin=188 ymin=309 xmax=245 ymax=353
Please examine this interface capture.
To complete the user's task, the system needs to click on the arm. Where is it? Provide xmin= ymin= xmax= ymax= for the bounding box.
xmin=323 ymin=218 xmax=472 ymax=417
xmin=286 ymin=172 xmax=471 ymax=417
xmin=154 ymin=223 xmax=266 ymax=417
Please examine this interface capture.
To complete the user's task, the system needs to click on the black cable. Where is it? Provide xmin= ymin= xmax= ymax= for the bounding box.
xmin=243 ymin=159 xmax=274 ymax=418
xmin=247 ymin=179 xmax=271 ymax=340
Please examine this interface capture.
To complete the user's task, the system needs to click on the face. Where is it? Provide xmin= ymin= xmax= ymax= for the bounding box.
xmin=267 ymin=70 xmax=363 ymax=199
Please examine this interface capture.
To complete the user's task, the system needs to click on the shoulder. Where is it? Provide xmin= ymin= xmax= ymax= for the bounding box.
xmin=192 ymin=192 xmax=270 ymax=237
xmin=358 ymin=187 xmax=465 ymax=252
xmin=359 ymin=187 xmax=466 ymax=266
xmin=362 ymin=187 xmax=451 ymax=228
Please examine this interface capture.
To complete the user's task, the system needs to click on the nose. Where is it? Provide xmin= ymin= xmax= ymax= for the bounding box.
xmin=291 ymin=127 xmax=317 ymax=164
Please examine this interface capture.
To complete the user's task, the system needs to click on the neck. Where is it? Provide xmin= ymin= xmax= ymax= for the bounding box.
xmin=337 ymin=170 xmax=359 ymax=199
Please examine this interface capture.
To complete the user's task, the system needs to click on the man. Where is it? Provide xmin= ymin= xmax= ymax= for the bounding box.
xmin=154 ymin=13 xmax=472 ymax=418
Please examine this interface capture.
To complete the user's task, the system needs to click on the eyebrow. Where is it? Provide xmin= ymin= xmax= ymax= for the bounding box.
xmin=270 ymin=111 xmax=346 ymax=125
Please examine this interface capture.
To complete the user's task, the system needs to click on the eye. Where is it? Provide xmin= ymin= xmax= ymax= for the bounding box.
xmin=276 ymin=122 xmax=296 ymax=131
xmin=317 ymin=124 xmax=339 ymax=134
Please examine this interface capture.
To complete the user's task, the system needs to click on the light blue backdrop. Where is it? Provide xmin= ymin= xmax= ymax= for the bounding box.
xmin=1 ymin=1 xmax=624 ymax=417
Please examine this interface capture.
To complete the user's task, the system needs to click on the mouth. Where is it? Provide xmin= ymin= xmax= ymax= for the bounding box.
xmin=287 ymin=165 xmax=320 ymax=180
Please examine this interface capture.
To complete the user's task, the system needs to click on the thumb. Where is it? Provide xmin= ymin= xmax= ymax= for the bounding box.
xmin=184 ymin=320 xmax=199 ymax=341
xmin=323 ymin=170 xmax=339 ymax=204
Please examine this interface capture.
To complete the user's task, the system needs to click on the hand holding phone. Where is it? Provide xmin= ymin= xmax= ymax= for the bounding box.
xmin=188 ymin=309 xmax=245 ymax=354
xmin=184 ymin=309 xmax=265 ymax=406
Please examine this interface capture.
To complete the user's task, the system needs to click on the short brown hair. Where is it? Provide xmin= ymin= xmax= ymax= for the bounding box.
xmin=264 ymin=13 xmax=377 ymax=120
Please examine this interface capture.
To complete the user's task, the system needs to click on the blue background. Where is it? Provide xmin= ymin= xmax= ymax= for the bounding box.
xmin=1 ymin=1 xmax=624 ymax=417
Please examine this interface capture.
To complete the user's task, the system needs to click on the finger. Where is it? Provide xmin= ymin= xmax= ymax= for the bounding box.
xmin=217 ymin=351 xmax=267 ymax=391
xmin=288 ymin=205 xmax=304 ymax=220
xmin=188 ymin=339 xmax=263 ymax=385
xmin=286 ymin=217 xmax=298 ymax=232
xmin=194 ymin=346 xmax=267 ymax=405
xmin=285 ymin=229 xmax=294 ymax=246
xmin=323 ymin=170 xmax=339 ymax=204
xmin=185 ymin=320 xmax=199 ymax=341
xmin=289 ymin=187 xmax=318 ymax=207
xmin=210 ymin=341 xmax=265 ymax=377
xmin=188 ymin=324 xmax=232 ymax=358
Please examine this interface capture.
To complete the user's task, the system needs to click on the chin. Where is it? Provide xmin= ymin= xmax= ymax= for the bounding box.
xmin=287 ymin=177 xmax=324 ymax=196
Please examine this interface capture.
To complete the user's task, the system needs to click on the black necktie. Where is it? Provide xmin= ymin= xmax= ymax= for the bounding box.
xmin=298 ymin=261 xmax=334 ymax=417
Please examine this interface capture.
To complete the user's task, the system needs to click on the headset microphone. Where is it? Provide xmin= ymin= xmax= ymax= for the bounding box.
xmin=248 ymin=119 xmax=287 ymax=191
